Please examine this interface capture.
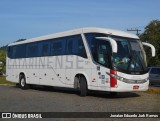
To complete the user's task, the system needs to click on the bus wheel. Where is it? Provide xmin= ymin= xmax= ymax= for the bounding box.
xmin=79 ymin=77 xmax=88 ymax=97
xmin=19 ymin=75 xmax=28 ymax=89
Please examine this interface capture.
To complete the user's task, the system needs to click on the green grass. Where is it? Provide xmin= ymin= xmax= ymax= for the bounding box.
xmin=0 ymin=76 xmax=15 ymax=85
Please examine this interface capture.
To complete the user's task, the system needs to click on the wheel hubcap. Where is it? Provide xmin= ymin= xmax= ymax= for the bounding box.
xmin=21 ymin=78 xmax=25 ymax=87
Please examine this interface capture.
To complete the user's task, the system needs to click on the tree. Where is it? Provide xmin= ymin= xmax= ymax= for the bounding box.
xmin=140 ymin=20 xmax=160 ymax=66
xmin=0 ymin=51 xmax=6 ymax=74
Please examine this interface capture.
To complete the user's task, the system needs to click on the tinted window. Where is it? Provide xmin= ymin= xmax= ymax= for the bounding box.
xmin=39 ymin=41 xmax=50 ymax=56
xmin=85 ymin=34 xmax=97 ymax=61
xmin=7 ymin=35 xmax=87 ymax=58
xmin=7 ymin=44 xmax=26 ymax=59
xmin=51 ymin=38 xmax=66 ymax=56
xmin=67 ymin=35 xmax=87 ymax=58
xmin=7 ymin=46 xmax=11 ymax=58
xmin=12 ymin=46 xmax=17 ymax=58
xmin=16 ymin=44 xmax=26 ymax=58
xmin=27 ymin=43 xmax=38 ymax=57
xmin=85 ymin=33 xmax=111 ymax=67
xmin=97 ymin=40 xmax=111 ymax=67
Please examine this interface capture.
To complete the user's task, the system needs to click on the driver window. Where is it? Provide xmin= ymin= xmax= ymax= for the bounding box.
xmin=97 ymin=40 xmax=111 ymax=67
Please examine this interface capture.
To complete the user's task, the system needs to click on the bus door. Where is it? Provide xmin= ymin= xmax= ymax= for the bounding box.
xmin=96 ymin=39 xmax=111 ymax=88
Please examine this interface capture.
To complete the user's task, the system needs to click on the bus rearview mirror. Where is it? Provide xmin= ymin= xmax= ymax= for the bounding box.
xmin=95 ymin=37 xmax=118 ymax=53
xmin=142 ymin=42 xmax=155 ymax=57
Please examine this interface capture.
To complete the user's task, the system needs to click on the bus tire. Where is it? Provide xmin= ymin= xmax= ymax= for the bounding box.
xmin=79 ymin=77 xmax=88 ymax=97
xmin=19 ymin=75 xmax=28 ymax=89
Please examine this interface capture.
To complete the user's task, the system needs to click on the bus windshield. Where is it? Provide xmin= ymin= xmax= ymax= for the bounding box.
xmin=112 ymin=37 xmax=148 ymax=74
xmin=85 ymin=33 xmax=148 ymax=74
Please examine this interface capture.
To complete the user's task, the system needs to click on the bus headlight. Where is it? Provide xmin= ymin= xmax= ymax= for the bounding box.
xmin=119 ymin=77 xmax=124 ymax=81
xmin=110 ymin=74 xmax=124 ymax=81
xmin=106 ymin=71 xmax=148 ymax=84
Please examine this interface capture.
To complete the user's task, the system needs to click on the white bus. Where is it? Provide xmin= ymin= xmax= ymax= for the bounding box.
xmin=6 ymin=28 xmax=155 ymax=96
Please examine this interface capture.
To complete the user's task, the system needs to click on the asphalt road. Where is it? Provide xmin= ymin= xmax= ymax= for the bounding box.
xmin=0 ymin=85 xmax=160 ymax=121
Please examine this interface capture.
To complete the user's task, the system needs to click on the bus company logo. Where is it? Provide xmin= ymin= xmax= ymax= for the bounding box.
xmin=2 ymin=113 xmax=11 ymax=118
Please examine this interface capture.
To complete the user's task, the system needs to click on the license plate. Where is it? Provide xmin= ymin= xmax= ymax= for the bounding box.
xmin=133 ymin=85 xmax=139 ymax=89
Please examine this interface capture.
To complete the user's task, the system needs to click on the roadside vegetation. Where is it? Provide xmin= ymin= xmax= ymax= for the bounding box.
xmin=140 ymin=20 xmax=160 ymax=66
xmin=0 ymin=50 xmax=6 ymax=74
xmin=0 ymin=76 xmax=15 ymax=85
xmin=147 ymin=88 xmax=160 ymax=94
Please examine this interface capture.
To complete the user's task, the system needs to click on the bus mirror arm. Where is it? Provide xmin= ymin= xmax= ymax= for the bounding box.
xmin=142 ymin=42 xmax=155 ymax=57
xmin=95 ymin=37 xmax=117 ymax=53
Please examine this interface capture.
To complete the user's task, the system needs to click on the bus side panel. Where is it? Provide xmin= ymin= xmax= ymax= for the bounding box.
xmin=6 ymin=68 xmax=18 ymax=83
xmin=65 ymin=55 xmax=92 ymax=88
xmin=38 ymin=56 xmax=66 ymax=87
xmin=6 ymin=58 xmax=19 ymax=83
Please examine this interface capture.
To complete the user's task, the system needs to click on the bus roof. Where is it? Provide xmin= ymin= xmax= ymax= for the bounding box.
xmin=9 ymin=27 xmax=139 ymax=46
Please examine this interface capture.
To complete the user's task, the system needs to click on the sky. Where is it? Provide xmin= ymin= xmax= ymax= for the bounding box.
xmin=0 ymin=0 xmax=160 ymax=46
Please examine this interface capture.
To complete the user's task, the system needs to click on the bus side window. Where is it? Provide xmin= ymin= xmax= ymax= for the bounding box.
xmin=12 ymin=46 xmax=17 ymax=59
xmin=51 ymin=38 xmax=66 ymax=56
xmin=97 ymin=41 xmax=111 ymax=67
xmin=67 ymin=35 xmax=87 ymax=58
xmin=85 ymin=34 xmax=97 ymax=60
xmin=40 ymin=42 xmax=50 ymax=56
xmin=67 ymin=39 xmax=73 ymax=54
xmin=16 ymin=44 xmax=26 ymax=58
xmin=7 ymin=46 xmax=12 ymax=58
xmin=77 ymin=38 xmax=87 ymax=58
xmin=27 ymin=43 xmax=38 ymax=57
